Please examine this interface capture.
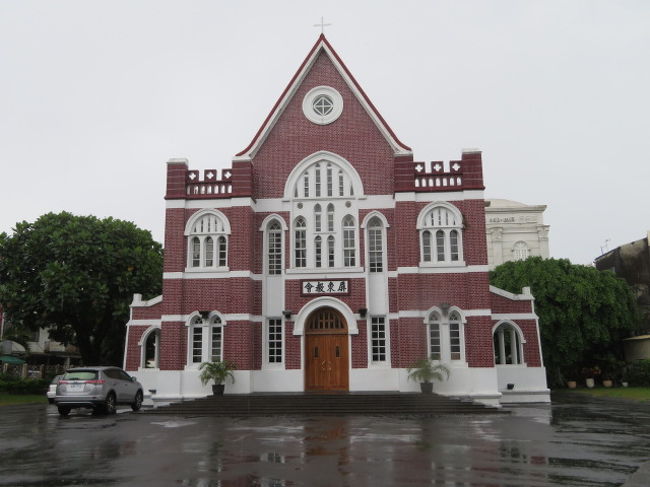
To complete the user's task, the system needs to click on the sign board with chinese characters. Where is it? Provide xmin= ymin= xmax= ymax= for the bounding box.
xmin=301 ymin=280 xmax=350 ymax=296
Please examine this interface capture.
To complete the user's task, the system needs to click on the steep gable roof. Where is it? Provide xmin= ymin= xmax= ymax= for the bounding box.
xmin=234 ymin=34 xmax=412 ymax=162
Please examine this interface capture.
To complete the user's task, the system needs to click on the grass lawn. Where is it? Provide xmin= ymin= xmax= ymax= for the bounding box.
xmin=0 ymin=394 xmax=48 ymax=406
xmin=568 ymin=387 xmax=650 ymax=401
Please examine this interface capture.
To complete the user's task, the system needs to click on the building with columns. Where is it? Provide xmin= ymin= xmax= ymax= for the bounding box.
xmin=122 ymin=35 xmax=549 ymax=406
xmin=485 ymin=199 xmax=550 ymax=270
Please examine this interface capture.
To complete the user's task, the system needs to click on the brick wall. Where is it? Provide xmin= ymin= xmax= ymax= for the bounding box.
xmin=250 ymin=52 xmax=396 ymax=199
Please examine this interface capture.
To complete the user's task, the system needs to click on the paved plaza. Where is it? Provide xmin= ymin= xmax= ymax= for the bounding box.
xmin=1 ymin=393 xmax=649 ymax=486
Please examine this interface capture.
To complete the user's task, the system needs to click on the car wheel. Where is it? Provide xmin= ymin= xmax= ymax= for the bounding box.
xmin=131 ymin=390 xmax=143 ymax=411
xmin=57 ymin=406 xmax=70 ymax=417
xmin=104 ymin=392 xmax=117 ymax=415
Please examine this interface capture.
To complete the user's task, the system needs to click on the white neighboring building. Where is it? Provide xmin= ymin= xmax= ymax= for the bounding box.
xmin=486 ymin=199 xmax=550 ymax=269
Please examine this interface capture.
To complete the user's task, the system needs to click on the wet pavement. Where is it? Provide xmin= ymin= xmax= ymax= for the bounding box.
xmin=1 ymin=393 xmax=649 ymax=486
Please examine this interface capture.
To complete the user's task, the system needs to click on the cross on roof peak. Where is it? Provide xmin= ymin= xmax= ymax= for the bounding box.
xmin=313 ymin=16 xmax=332 ymax=34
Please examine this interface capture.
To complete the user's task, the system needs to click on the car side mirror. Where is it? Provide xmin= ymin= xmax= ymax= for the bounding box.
xmin=130 ymin=377 xmax=137 ymax=382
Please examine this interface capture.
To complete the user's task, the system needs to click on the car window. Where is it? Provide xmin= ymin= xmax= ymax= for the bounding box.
xmin=103 ymin=369 xmax=118 ymax=379
xmin=118 ymin=370 xmax=132 ymax=381
xmin=63 ymin=370 xmax=98 ymax=380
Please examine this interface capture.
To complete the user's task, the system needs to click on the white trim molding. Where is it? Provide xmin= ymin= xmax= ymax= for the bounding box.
xmin=292 ymin=296 xmax=359 ymax=336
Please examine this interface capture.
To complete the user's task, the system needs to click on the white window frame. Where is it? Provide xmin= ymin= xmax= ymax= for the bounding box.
xmin=185 ymin=312 xmax=226 ymax=368
xmin=263 ymin=318 xmax=285 ymax=369
xmin=416 ymin=202 xmax=465 ymax=267
xmin=184 ymin=209 xmax=231 ymax=272
xmin=513 ymin=241 xmax=530 ymax=261
xmin=368 ymin=316 xmax=390 ymax=367
xmin=342 ymin=215 xmax=357 ymax=267
xmin=424 ymin=306 xmax=466 ymax=364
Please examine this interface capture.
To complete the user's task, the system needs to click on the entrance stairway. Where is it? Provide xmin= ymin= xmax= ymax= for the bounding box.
xmin=145 ymin=392 xmax=505 ymax=417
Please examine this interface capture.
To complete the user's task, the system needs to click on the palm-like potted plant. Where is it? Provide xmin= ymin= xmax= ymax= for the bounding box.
xmin=407 ymin=357 xmax=450 ymax=393
xmin=199 ymin=359 xmax=236 ymax=395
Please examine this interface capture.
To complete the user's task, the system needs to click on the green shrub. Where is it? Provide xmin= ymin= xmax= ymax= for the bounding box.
xmin=0 ymin=377 xmax=49 ymax=394
xmin=624 ymin=360 xmax=650 ymax=386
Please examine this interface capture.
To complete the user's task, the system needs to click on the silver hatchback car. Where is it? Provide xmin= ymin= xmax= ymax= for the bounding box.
xmin=55 ymin=366 xmax=143 ymax=416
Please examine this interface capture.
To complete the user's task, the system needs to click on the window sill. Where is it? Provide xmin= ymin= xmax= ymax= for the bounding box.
xmin=184 ymin=266 xmax=230 ymax=273
xmin=285 ymin=267 xmax=364 ymax=275
xmin=418 ymin=261 xmax=466 ymax=268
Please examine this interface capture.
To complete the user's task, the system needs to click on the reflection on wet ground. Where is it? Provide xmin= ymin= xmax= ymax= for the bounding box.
xmin=1 ymin=393 xmax=649 ymax=486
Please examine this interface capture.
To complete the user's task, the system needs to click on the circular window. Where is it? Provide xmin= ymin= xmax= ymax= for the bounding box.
xmin=302 ymin=86 xmax=343 ymax=125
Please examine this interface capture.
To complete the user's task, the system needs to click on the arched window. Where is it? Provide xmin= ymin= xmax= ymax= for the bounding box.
xmin=267 ymin=220 xmax=283 ymax=275
xmin=426 ymin=308 xmax=465 ymax=362
xmin=141 ymin=328 xmax=160 ymax=369
xmin=327 ymin=236 xmax=335 ymax=268
xmin=327 ymin=204 xmax=334 ymax=232
xmin=189 ymin=313 xmax=224 ymax=365
xmin=338 ymin=170 xmax=344 ymax=196
xmin=365 ymin=214 xmax=387 ymax=273
xmin=314 ymin=204 xmax=322 ymax=232
xmin=315 ymin=163 xmax=321 ymax=197
xmin=303 ymin=172 xmax=309 ymax=198
xmin=493 ymin=322 xmax=524 ymax=365
xmin=513 ymin=241 xmax=529 ymax=261
xmin=186 ymin=211 xmax=230 ymax=270
xmin=428 ymin=312 xmax=442 ymax=360
xmin=294 ymin=217 xmax=307 ymax=268
xmin=342 ymin=215 xmax=356 ymax=267
xmin=418 ymin=204 xmax=464 ymax=265
xmin=315 ymin=236 xmax=322 ymax=268
xmin=326 ymin=163 xmax=333 ymax=196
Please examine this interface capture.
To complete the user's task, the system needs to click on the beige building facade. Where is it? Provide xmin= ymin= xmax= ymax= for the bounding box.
xmin=486 ymin=199 xmax=550 ymax=270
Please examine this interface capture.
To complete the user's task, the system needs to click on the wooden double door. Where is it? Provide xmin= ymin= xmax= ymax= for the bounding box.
xmin=305 ymin=307 xmax=349 ymax=391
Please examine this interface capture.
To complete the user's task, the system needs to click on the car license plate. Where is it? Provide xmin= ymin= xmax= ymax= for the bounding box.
xmin=67 ymin=383 xmax=84 ymax=392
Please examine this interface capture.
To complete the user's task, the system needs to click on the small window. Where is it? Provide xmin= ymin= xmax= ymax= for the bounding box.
xmin=429 ymin=315 xmax=441 ymax=360
xmin=494 ymin=323 xmax=523 ymax=365
xmin=313 ymin=95 xmax=334 ymax=116
xmin=327 ymin=236 xmax=335 ymax=268
xmin=294 ymin=217 xmax=307 ymax=268
xmin=371 ymin=317 xmax=387 ymax=362
xmin=267 ymin=221 xmax=282 ymax=275
xmin=267 ymin=319 xmax=283 ymax=364
xmin=343 ymin=215 xmax=356 ymax=267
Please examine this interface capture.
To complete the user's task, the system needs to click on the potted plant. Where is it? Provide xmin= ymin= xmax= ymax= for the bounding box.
xmin=581 ymin=366 xmax=601 ymax=388
xmin=199 ymin=359 xmax=236 ymax=395
xmin=407 ymin=357 xmax=450 ymax=393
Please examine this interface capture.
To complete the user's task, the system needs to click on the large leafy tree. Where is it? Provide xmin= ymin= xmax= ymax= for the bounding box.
xmin=0 ymin=212 xmax=162 ymax=365
xmin=490 ymin=257 xmax=638 ymax=386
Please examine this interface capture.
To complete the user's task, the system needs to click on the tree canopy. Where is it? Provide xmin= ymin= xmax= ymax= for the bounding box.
xmin=0 ymin=212 xmax=163 ymax=365
xmin=490 ymin=257 xmax=638 ymax=386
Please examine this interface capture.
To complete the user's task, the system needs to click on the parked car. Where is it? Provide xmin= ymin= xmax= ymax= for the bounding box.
xmin=46 ymin=375 xmax=62 ymax=404
xmin=54 ymin=366 xmax=143 ymax=416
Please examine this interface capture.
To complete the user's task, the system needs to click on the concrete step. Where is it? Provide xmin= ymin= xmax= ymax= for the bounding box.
xmin=146 ymin=393 xmax=504 ymax=417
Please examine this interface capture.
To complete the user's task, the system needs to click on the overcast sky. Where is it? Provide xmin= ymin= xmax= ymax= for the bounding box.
xmin=1 ymin=1 xmax=648 ymax=265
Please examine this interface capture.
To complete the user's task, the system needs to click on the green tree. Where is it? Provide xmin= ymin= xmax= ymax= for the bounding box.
xmin=0 ymin=212 xmax=162 ymax=365
xmin=490 ymin=257 xmax=638 ymax=386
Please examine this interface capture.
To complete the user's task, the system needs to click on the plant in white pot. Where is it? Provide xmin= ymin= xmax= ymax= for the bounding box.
xmin=199 ymin=359 xmax=236 ymax=395
xmin=407 ymin=357 xmax=450 ymax=393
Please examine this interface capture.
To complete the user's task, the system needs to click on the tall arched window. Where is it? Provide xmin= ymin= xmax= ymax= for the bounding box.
xmin=294 ymin=217 xmax=306 ymax=268
xmin=314 ymin=204 xmax=322 ymax=232
xmin=418 ymin=204 xmax=464 ymax=265
xmin=366 ymin=215 xmax=386 ymax=273
xmin=267 ymin=220 xmax=283 ymax=275
xmin=493 ymin=322 xmax=524 ymax=365
xmin=189 ymin=313 xmax=224 ymax=365
xmin=186 ymin=211 xmax=230 ymax=270
xmin=327 ymin=204 xmax=334 ymax=232
xmin=327 ymin=236 xmax=335 ymax=268
xmin=141 ymin=328 xmax=160 ymax=369
xmin=428 ymin=312 xmax=442 ymax=360
xmin=449 ymin=311 xmax=462 ymax=360
xmin=315 ymin=236 xmax=322 ymax=268
xmin=315 ymin=163 xmax=321 ymax=197
xmin=342 ymin=215 xmax=356 ymax=267
xmin=326 ymin=163 xmax=333 ymax=196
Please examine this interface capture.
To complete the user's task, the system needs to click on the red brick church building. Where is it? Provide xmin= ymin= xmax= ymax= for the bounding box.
xmin=123 ymin=35 xmax=549 ymax=405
